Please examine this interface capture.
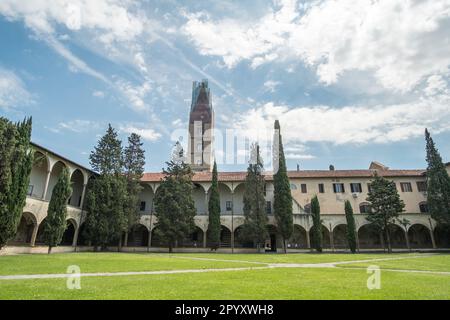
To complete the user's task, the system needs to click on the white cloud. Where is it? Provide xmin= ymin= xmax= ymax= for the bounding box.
xmin=183 ymin=0 xmax=450 ymax=93
xmin=115 ymin=79 xmax=152 ymax=112
xmin=264 ymin=80 xmax=281 ymax=93
xmin=425 ymin=75 xmax=449 ymax=96
xmin=120 ymin=125 xmax=162 ymax=142
xmin=233 ymin=94 xmax=450 ymax=146
xmin=92 ymin=90 xmax=105 ymax=98
xmin=51 ymin=120 xmax=100 ymax=133
xmin=0 ymin=68 xmax=33 ymax=109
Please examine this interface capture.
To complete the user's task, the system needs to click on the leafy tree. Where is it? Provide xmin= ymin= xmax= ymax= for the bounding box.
xmin=425 ymin=129 xmax=450 ymax=226
xmin=153 ymin=143 xmax=196 ymax=252
xmin=123 ymin=133 xmax=145 ymax=246
xmin=43 ymin=167 xmax=72 ymax=254
xmin=366 ymin=173 xmax=405 ymax=253
xmin=0 ymin=117 xmax=33 ymax=249
xmin=240 ymin=143 xmax=268 ymax=253
xmin=89 ymin=124 xmax=123 ymax=175
xmin=273 ymin=120 xmax=293 ymax=253
xmin=310 ymin=195 xmax=322 ymax=252
xmin=84 ymin=125 xmax=127 ymax=250
xmin=207 ymin=161 xmax=221 ymax=250
xmin=344 ymin=200 xmax=357 ymax=253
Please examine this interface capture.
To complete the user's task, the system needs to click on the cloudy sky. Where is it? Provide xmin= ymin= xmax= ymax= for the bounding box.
xmin=1 ymin=0 xmax=450 ymax=172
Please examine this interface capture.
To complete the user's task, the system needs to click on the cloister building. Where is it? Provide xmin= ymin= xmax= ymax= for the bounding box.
xmin=4 ymin=80 xmax=449 ymax=254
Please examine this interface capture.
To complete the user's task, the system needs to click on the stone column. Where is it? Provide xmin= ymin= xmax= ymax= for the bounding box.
xmin=147 ymin=229 xmax=152 ymax=249
xmin=231 ymin=190 xmax=235 ymax=253
xmin=330 ymin=230 xmax=335 ymax=252
xmin=204 ymin=191 xmax=208 ymax=215
xmin=203 ymin=230 xmax=207 ymax=248
xmin=404 ymin=230 xmax=411 ymax=251
xmin=356 ymin=230 xmax=360 ymax=253
xmin=429 ymin=218 xmax=436 ymax=249
xmin=30 ymin=223 xmax=38 ymax=247
xmin=42 ymin=170 xmax=51 ymax=200
xmin=306 ymin=230 xmax=311 ymax=250
xmin=72 ymin=226 xmax=80 ymax=247
xmin=79 ymin=183 xmax=87 ymax=209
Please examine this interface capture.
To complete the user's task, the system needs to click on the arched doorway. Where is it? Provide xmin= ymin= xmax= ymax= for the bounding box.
xmin=358 ymin=224 xmax=382 ymax=249
xmin=265 ymin=225 xmax=277 ymax=252
xmin=61 ymin=219 xmax=76 ymax=246
xmin=434 ymin=225 xmax=450 ymax=248
xmin=11 ymin=212 xmax=37 ymax=245
xmin=288 ymin=225 xmax=307 ymax=249
xmin=35 ymin=218 xmax=47 ymax=245
xmin=333 ymin=224 xmax=348 ymax=249
xmin=408 ymin=224 xmax=432 ymax=248
xmin=128 ymin=224 xmax=149 ymax=247
xmin=182 ymin=226 xmax=204 ymax=248
xmin=389 ymin=224 xmax=407 ymax=248
xmin=234 ymin=225 xmax=253 ymax=248
xmin=69 ymin=170 xmax=84 ymax=207
xmin=310 ymin=225 xmax=330 ymax=249
xmin=45 ymin=161 xmax=66 ymax=201
xmin=219 ymin=225 xmax=231 ymax=248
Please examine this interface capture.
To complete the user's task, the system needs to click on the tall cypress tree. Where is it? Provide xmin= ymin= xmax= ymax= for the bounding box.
xmin=43 ymin=167 xmax=72 ymax=254
xmin=240 ymin=143 xmax=268 ymax=253
xmin=310 ymin=195 xmax=322 ymax=253
xmin=153 ymin=143 xmax=196 ymax=252
xmin=425 ymin=129 xmax=450 ymax=226
xmin=123 ymin=133 xmax=145 ymax=246
xmin=84 ymin=125 xmax=127 ymax=250
xmin=0 ymin=117 xmax=33 ymax=249
xmin=366 ymin=174 xmax=405 ymax=253
xmin=208 ymin=161 xmax=221 ymax=250
xmin=273 ymin=120 xmax=293 ymax=253
xmin=344 ymin=200 xmax=357 ymax=253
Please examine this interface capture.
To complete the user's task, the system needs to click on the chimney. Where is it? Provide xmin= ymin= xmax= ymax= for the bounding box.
xmin=297 ymin=164 xmax=300 ymax=171
xmin=329 ymin=164 xmax=335 ymax=171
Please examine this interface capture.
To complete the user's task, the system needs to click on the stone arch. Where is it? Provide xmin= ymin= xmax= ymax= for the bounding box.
xmin=45 ymin=161 xmax=67 ymax=201
xmin=35 ymin=218 xmax=47 ymax=245
xmin=232 ymin=183 xmax=245 ymax=215
xmin=359 ymin=202 xmax=372 ymax=214
xmin=218 ymin=183 xmax=233 ymax=215
xmin=11 ymin=212 xmax=38 ymax=245
xmin=29 ymin=151 xmax=50 ymax=198
xmin=309 ymin=224 xmax=330 ymax=248
xmin=358 ymin=224 xmax=382 ymax=249
xmin=288 ymin=224 xmax=307 ymax=249
xmin=408 ymin=224 xmax=432 ymax=248
xmin=388 ymin=224 xmax=407 ymax=248
xmin=304 ymin=203 xmax=311 ymax=214
xmin=128 ymin=224 xmax=149 ymax=247
xmin=333 ymin=224 xmax=348 ymax=249
xmin=434 ymin=225 xmax=450 ymax=248
xmin=61 ymin=219 xmax=77 ymax=246
xmin=192 ymin=183 xmax=207 ymax=215
xmin=181 ymin=226 xmax=204 ymax=248
xmin=69 ymin=169 xmax=84 ymax=207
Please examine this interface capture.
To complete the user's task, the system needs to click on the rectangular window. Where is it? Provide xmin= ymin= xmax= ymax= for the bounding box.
xmin=27 ymin=185 xmax=33 ymax=196
xmin=417 ymin=181 xmax=427 ymax=192
xmin=197 ymin=143 xmax=202 ymax=151
xmin=350 ymin=183 xmax=362 ymax=193
xmin=140 ymin=201 xmax=146 ymax=211
xmin=318 ymin=183 xmax=325 ymax=193
xmin=266 ymin=201 xmax=272 ymax=214
xmin=301 ymin=184 xmax=307 ymax=193
xmin=226 ymin=201 xmax=233 ymax=211
xmin=333 ymin=183 xmax=345 ymax=193
xmin=400 ymin=182 xmax=413 ymax=192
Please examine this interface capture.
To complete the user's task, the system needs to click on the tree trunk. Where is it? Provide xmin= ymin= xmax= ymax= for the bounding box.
xmin=385 ymin=221 xmax=392 ymax=254
xmin=48 ymin=246 xmax=52 ymax=254
xmin=283 ymin=238 xmax=287 ymax=254
xmin=169 ymin=245 xmax=173 ymax=253
xmin=118 ymin=235 xmax=122 ymax=252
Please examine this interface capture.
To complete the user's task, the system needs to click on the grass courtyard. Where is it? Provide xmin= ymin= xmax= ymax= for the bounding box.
xmin=0 ymin=252 xmax=449 ymax=299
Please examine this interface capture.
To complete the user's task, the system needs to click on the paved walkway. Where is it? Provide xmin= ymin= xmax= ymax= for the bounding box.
xmin=0 ymin=254 xmax=447 ymax=280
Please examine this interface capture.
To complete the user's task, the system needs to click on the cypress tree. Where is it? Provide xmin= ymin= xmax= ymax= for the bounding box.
xmin=123 ymin=133 xmax=145 ymax=246
xmin=273 ymin=120 xmax=293 ymax=253
xmin=310 ymin=195 xmax=322 ymax=253
xmin=153 ymin=143 xmax=196 ymax=253
xmin=240 ymin=143 xmax=268 ymax=253
xmin=366 ymin=173 xmax=405 ymax=253
xmin=425 ymin=129 xmax=450 ymax=226
xmin=84 ymin=125 xmax=127 ymax=250
xmin=207 ymin=161 xmax=221 ymax=250
xmin=0 ymin=117 xmax=33 ymax=249
xmin=43 ymin=167 xmax=72 ymax=254
xmin=344 ymin=200 xmax=357 ymax=253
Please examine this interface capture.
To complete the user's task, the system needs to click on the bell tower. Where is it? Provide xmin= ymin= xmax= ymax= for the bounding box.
xmin=188 ymin=79 xmax=214 ymax=172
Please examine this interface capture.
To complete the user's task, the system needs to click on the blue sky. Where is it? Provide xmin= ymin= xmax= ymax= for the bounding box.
xmin=1 ymin=0 xmax=450 ymax=172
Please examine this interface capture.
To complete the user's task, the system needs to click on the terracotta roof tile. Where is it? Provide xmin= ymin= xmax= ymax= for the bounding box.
xmin=141 ymin=169 xmax=425 ymax=182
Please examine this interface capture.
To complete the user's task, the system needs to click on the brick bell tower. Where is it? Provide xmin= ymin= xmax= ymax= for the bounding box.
xmin=188 ymin=79 xmax=214 ymax=172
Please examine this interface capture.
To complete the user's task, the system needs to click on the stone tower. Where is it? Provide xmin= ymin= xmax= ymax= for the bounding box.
xmin=188 ymin=79 xmax=214 ymax=172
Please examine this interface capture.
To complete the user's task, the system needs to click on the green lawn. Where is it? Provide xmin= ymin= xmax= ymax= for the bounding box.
xmin=0 ymin=252 xmax=449 ymax=299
